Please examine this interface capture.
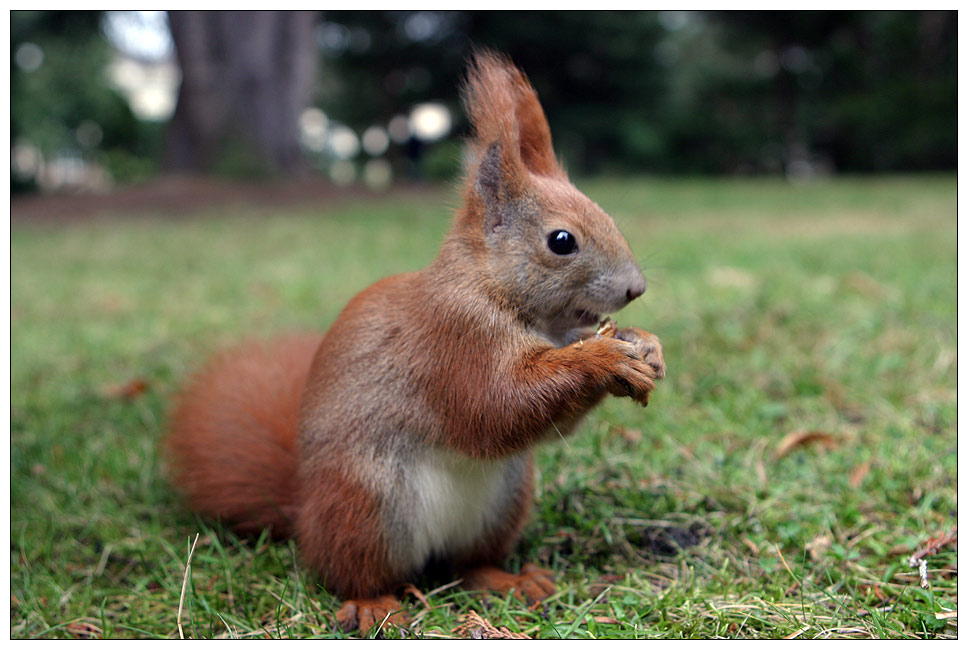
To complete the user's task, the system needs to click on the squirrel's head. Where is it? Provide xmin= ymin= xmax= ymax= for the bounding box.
xmin=456 ymin=50 xmax=646 ymax=344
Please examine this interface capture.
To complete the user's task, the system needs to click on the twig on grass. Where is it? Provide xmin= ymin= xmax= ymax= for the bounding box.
xmin=453 ymin=610 xmax=532 ymax=639
xmin=907 ymin=527 xmax=956 ymax=589
xmin=908 ymin=527 xmax=957 ymax=565
xmin=177 ymin=533 xmax=200 ymax=640
xmin=783 ymin=625 xmax=812 ymax=639
xmin=916 ymin=559 xmax=930 ymax=589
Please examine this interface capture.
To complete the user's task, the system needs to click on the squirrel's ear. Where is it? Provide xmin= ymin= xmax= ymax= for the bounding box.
xmin=462 ymin=50 xmax=566 ymax=181
xmin=475 ymin=141 xmax=526 ymax=232
xmin=509 ymin=67 xmax=562 ymax=178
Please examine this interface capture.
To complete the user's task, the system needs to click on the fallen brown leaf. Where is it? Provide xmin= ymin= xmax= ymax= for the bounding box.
xmin=592 ymin=616 xmax=621 ymax=625
xmin=615 ymin=426 xmax=642 ymax=445
xmin=848 ymin=460 xmax=872 ymax=488
xmin=888 ymin=543 xmax=912 ymax=556
xmin=805 ymin=534 xmax=832 ymax=562
xmin=857 ymin=583 xmax=889 ymax=607
xmin=774 ymin=430 xmax=839 ymax=460
xmin=66 ymin=620 xmax=103 ymax=639
xmin=841 ymin=271 xmax=887 ymax=299
xmin=589 ymin=573 xmax=625 ymax=597
xmin=453 ymin=611 xmax=531 ymax=640
xmin=100 ymin=377 xmax=150 ymax=400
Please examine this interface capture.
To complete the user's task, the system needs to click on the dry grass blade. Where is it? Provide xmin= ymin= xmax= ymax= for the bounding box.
xmin=848 ymin=460 xmax=872 ymax=488
xmin=453 ymin=610 xmax=531 ymax=639
xmin=774 ymin=430 xmax=839 ymax=460
xmin=177 ymin=533 xmax=201 ymax=640
xmin=783 ymin=625 xmax=811 ymax=639
xmin=402 ymin=583 xmax=431 ymax=609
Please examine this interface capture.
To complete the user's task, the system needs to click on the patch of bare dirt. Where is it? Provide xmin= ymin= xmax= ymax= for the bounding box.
xmin=10 ymin=173 xmax=439 ymax=223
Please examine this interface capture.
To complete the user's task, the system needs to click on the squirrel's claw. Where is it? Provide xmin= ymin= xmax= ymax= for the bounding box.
xmin=335 ymin=595 xmax=408 ymax=636
xmin=463 ymin=563 xmax=556 ymax=604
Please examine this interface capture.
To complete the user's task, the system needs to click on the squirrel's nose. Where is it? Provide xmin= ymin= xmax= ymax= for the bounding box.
xmin=625 ymin=274 xmax=647 ymax=303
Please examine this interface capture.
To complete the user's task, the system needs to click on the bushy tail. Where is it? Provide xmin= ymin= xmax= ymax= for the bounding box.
xmin=164 ymin=334 xmax=322 ymax=538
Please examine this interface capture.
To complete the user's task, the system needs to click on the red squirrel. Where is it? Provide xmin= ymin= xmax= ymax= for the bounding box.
xmin=165 ymin=50 xmax=666 ymax=634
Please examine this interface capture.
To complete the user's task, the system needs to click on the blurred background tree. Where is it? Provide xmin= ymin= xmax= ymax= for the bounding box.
xmin=164 ymin=11 xmax=318 ymax=176
xmin=9 ymin=10 xmax=956 ymax=195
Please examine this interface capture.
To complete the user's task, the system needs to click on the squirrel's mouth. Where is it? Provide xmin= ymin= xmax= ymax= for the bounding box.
xmin=574 ymin=310 xmax=601 ymax=327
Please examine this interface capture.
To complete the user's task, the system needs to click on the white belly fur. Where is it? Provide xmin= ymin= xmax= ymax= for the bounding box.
xmin=402 ymin=447 xmax=517 ymax=572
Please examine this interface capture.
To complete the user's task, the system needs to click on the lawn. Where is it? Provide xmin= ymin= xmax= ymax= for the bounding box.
xmin=10 ymin=175 xmax=957 ymax=639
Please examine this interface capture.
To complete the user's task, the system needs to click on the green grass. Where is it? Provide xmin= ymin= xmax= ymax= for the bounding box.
xmin=11 ymin=175 xmax=956 ymax=639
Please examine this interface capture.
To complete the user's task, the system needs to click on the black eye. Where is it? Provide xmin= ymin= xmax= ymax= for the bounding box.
xmin=547 ymin=230 xmax=577 ymax=255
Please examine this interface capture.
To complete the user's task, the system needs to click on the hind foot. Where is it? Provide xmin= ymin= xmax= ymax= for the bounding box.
xmin=335 ymin=595 xmax=408 ymax=635
xmin=463 ymin=563 xmax=556 ymax=604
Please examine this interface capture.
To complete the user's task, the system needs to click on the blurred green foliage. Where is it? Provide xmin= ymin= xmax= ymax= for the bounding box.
xmin=319 ymin=10 xmax=955 ymax=175
xmin=10 ymin=11 xmax=163 ymax=191
xmin=9 ymin=10 xmax=956 ymax=193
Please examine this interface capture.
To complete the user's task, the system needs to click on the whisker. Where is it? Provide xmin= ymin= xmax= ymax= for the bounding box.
xmin=551 ymin=421 xmax=570 ymax=448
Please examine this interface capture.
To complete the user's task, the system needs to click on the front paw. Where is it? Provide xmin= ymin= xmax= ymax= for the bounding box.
xmin=616 ymin=327 xmax=666 ymax=381
xmin=574 ymin=334 xmax=657 ymax=406
xmin=606 ymin=342 xmax=659 ymax=406
xmin=583 ymin=327 xmax=664 ymax=406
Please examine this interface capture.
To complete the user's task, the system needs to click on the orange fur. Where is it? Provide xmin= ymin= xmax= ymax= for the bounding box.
xmin=462 ymin=49 xmax=565 ymax=180
xmin=166 ymin=333 xmax=320 ymax=538
xmin=463 ymin=564 xmax=556 ymax=604
xmin=163 ymin=51 xmax=666 ymax=629
xmin=296 ymin=461 xmax=396 ymax=599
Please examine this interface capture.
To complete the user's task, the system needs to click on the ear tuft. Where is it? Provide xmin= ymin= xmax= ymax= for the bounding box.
xmin=462 ymin=48 xmax=565 ymax=180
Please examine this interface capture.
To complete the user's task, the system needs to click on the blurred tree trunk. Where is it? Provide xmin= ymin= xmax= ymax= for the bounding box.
xmin=164 ymin=10 xmax=318 ymax=175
